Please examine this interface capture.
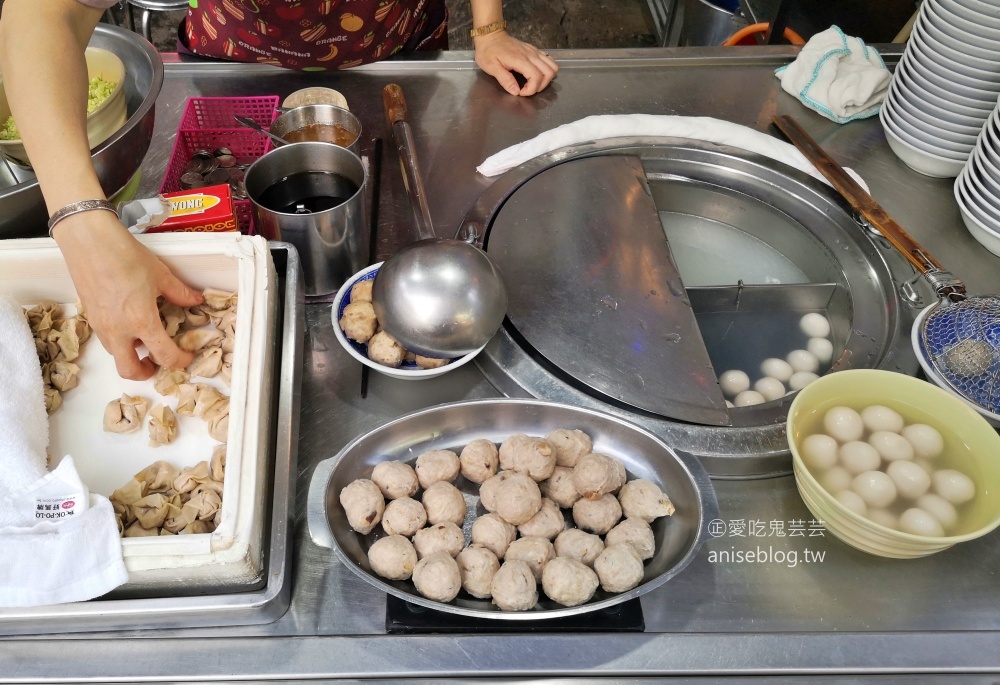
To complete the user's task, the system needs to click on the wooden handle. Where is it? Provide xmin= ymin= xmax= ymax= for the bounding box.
xmin=383 ymin=84 xmax=407 ymax=127
xmin=771 ymin=114 xmax=946 ymax=275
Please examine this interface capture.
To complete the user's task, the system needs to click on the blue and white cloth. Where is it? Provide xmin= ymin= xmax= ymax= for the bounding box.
xmin=775 ymin=26 xmax=890 ymax=124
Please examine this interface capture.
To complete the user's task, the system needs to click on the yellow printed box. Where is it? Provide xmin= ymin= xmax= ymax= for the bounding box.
xmin=148 ymin=184 xmax=238 ymax=233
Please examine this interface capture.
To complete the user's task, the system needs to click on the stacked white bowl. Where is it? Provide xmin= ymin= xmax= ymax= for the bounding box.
xmin=956 ymin=106 xmax=1000 ymax=256
xmin=880 ymin=0 xmax=1000 ymax=178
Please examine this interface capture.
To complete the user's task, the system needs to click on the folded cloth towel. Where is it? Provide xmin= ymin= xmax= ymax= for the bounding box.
xmin=774 ymin=25 xmax=889 ymax=124
xmin=0 ymin=296 xmax=127 ymax=607
xmin=476 ymin=113 xmax=870 ymax=193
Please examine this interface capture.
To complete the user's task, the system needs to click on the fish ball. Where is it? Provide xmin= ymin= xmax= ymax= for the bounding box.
xmin=860 ymin=405 xmax=904 ymax=434
xmin=760 ymin=358 xmax=794 ymax=383
xmin=546 ymin=428 xmax=593 ymax=468
xmin=415 ymin=449 xmax=460 ymax=489
xmin=594 ymin=543 xmax=644 ymax=593
xmin=479 ymin=471 xmax=513 ymax=512
xmin=902 ymin=424 xmax=945 ymax=459
xmin=800 ymin=312 xmax=831 ymax=338
xmin=381 ymin=496 xmax=427 ymax=537
xmin=421 ymin=481 xmax=467 ymax=526
xmin=754 ymin=377 xmax=786 ymax=402
xmin=542 ymin=557 xmax=600 ymax=607
xmin=851 ymin=471 xmax=897 ymax=508
xmin=371 ymin=460 xmax=419 ymax=500
xmin=573 ymin=493 xmax=622 ymax=535
xmin=456 ymin=544 xmax=500 ymax=599
xmin=339 ymin=301 xmax=377 ymax=343
xmin=367 ymin=535 xmax=417 ymax=581
xmin=367 ymin=331 xmax=406 ymax=367
xmin=933 ymin=469 xmax=976 ymax=505
xmin=898 ymin=508 xmax=945 ymax=537
xmin=887 ymin=460 xmax=931 ymax=500
xmin=539 ymin=466 xmax=581 ymax=508
xmin=412 ymin=551 xmax=462 ymax=602
xmin=471 ymin=513 xmax=517 ymax=559
xmin=605 ymin=517 xmax=655 ymax=560
xmin=823 ymin=406 xmax=864 ymax=442
xmin=719 ymin=370 xmax=750 ymax=398
xmin=494 ymin=472 xmax=543 ymax=525
xmin=807 ymin=337 xmax=834 ymax=365
xmin=517 ymin=498 xmax=566 ymax=540
xmin=505 ymin=536 xmax=556 ymax=582
xmin=491 ymin=560 xmax=537 ymax=611
xmin=501 ymin=436 xmax=557 ymax=482
xmin=839 ymin=440 xmax=881 ymax=475
xmin=800 ymin=433 xmax=839 ymax=471
xmin=618 ymin=479 xmax=675 ymax=522
xmin=572 ymin=453 xmax=626 ymax=499
xmin=734 ymin=390 xmax=765 ymax=407
xmin=339 ymin=478 xmax=385 ymax=535
xmin=459 ymin=439 xmax=499 ymax=484
xmin=554 ymin=528 xmax=605 ymax=567
xmin=412 ymin=522 xmax=465 ymax=559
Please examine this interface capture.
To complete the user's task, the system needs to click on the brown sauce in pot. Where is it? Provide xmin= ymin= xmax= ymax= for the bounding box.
xmin=284 ymin=123 xmax=356 ymax=147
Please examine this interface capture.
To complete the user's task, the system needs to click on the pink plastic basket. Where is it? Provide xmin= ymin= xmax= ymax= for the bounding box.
xmin=160 ymin=97 xmax=281 ymax=234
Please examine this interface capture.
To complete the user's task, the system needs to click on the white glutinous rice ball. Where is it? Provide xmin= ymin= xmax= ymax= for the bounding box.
xmin=800 ymin=433 xmax=839 ymax=471
xmin=594 ymin=543 xmax=644 ymax=593
xmin=786 ymin=349 xmax=820 ymax=374
xmin=807 ymin=337 xmax=834 ymax=365
xmin=754 ymin=377 xmax=786 ymax=402
xmin=491 ymin=560 xmax=537 ymax=611
xmin=412 ymin=551 xmax=462 ymax=602
xmin=902 ymin=424 xmax=945 ymax=459
xmin=381 ymin=496 xmax=427 ymax=537
xmin=887 ymin=460 xmax=932 ymax=500
xmin=851 ymin=470 xmax=897 ymax=508
xmin=933 ymin=469 xmax=976 ymax=505
xmin=823 ymin=406 xmax=864 ymax=443
xmin=898 ymin=508 xmax=945 ymax=537
xmin=788 ymin=371 xmax=819 ymax=391
xmin=371 ymin=460 xmax=419 ymax=500
xmin=868 ymin=431 xmax=914 ymax=463
xmin=734 ymin=390 xmax=765 ymax=407
xmin=821 ymin=466 xmax=853 ymax=493
xmin=719 ymin=369 xmax=750 ymax=398
xmin=836 ymin=489 xmax=868 ymax=516
xmin=553 ymin=528 xmax=605 ymax=567
xmin=860 ymin=405 xmax=905 ymax=434
xmin=839 ymin=440 xmax=881 ymax=475
xmin=800 ymin=312 xmax=831 ymax=338
xmin=542 ymin=557 xmax=600 ymax=607
xmin=866 ymin=508 xmax=897 ymax=530
xmin=339 ymin=478 xmax=385 ymax=535
xmin=456 ymin=544 xmax=500 ymax=599
xmin=917 ymin=493 xmax=959 ymax=530
xmin=760 ymin=358 xmax=794 ymax=383
xmin=367 ymin=535 xmax=418 ymax=581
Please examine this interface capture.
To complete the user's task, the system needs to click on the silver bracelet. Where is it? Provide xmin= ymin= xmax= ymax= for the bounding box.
xmin=47 ymin=199 xmax=119 ymax=237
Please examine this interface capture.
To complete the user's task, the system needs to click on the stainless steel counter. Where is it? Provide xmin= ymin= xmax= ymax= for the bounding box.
xmin=4 ymin=46 xmax=1000 ymax=681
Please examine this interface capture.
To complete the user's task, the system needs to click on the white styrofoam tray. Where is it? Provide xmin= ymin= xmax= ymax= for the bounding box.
xmin=0 ymin=234 xmax=276 ymax=588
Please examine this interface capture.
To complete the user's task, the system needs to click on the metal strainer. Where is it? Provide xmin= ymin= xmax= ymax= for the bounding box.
xmin=773 ymin=115 xmax=1000 ymax=418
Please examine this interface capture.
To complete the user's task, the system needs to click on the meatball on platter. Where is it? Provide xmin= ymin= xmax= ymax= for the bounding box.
xmin=308 ymin=399 xmax=718 ymax=618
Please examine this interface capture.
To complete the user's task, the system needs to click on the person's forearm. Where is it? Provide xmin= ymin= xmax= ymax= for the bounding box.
xmin=0 ymin=0 xmax=105 ymax=214
xmin=470 ymin=0 xmax=504 ymax=29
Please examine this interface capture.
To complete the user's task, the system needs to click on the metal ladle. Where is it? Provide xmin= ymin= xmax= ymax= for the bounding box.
xmin=773 ymin=114 xmax=1000 ymax=418
xmin=234 ymin=115 xmax=292 ymax=147
xmin=371 ymin=84 xmax=508 ymax=358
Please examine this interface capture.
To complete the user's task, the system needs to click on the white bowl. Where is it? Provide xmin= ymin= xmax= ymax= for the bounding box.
xmin=978 ymin=116 xmax=1000 ymax=165
xmin=958 ymin=165 xmax=1000 ymax=223
xmin=910 ymin=30 xmax=1000 ymax=88
xmin=896 ymin=57 xmax=999 ymax=114
xmin=955 ymin=170 xmax=1000 ymax=241
xmin=905 ymin=43 xmax=1000 ymax=97
xmin=947 ymin=0 xmax=1000 ymax=22
xmin=881 ymin=107 xmax=969 ymax=159
xmin=330 ymin=263 xmax=486 ymax=380
xmin=893 ymin=69 xmax=993 ymax=126
xmin=972 ymin=145 xmax=1000 ymax=187
xmin=912 ymin=304 xmax=1000 ymax=425
xmin=881 ymin=112 xmax=968 ymax=177
xmin=913 ymin=13 xmax=1000 ymax=76
xmin=885 ymin=88 xmax=982 ymax=143
xmin=935 ymin=0 xmax=1000 ymax=32
xmin=918 ymin=5 xmax=1000 ymax=61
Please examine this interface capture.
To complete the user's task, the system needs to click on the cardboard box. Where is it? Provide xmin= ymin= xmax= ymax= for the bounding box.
xmin=146 ymin=184 xmax=238 ymax=233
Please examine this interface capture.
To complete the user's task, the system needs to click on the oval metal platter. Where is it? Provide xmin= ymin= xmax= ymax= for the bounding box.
xmin=307 ymin=398 xmax=719 ymax=620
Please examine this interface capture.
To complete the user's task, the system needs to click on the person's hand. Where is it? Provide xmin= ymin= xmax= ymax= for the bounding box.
xmin=52 ymin=211 xmax=204 ymax=381
xmin=474 ymin=31 xmax=558 ymax=97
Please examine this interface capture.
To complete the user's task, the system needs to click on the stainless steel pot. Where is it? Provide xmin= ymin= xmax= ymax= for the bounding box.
xmin=0 ymin=25 xmax=162 ymax=238
xmin=307 ymin=398 xmax=718 ymax=619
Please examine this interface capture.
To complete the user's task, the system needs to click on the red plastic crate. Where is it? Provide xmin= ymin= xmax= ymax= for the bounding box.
xmin=178 ymin=96 xmax=281 ymax=131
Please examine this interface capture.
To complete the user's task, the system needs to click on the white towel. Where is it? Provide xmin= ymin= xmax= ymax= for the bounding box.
xmin=775 ymin=26 xmax=889 ymax=124
xmin=476 ymin=113 xmax=870 ymax=193
xmin=0 ymin=296 xmax=128 ymax=607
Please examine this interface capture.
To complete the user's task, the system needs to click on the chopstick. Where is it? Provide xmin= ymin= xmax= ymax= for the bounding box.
xmin=360 ymin=136 xmax=383 ymax=399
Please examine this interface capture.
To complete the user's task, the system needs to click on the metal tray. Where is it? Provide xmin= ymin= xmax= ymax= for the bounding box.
xmin=0 ymin=242 xmax=302 ymax=635
xmin=307 ymin=398 xmax=718 ymax=620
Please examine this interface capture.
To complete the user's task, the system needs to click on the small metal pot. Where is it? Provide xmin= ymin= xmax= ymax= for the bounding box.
xmin=269 ymin=104 xmax=362 ymax=156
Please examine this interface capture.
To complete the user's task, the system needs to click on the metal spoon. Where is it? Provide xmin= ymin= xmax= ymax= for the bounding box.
xmin=234 ymin=115 xmax=292 ymax=147
xmin=371 ymin=84 xmax=508 ymax=359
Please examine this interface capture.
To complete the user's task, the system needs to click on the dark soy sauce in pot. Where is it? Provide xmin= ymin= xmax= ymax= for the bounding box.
xmin=259 ymin=170 xmax=358 ymax=214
